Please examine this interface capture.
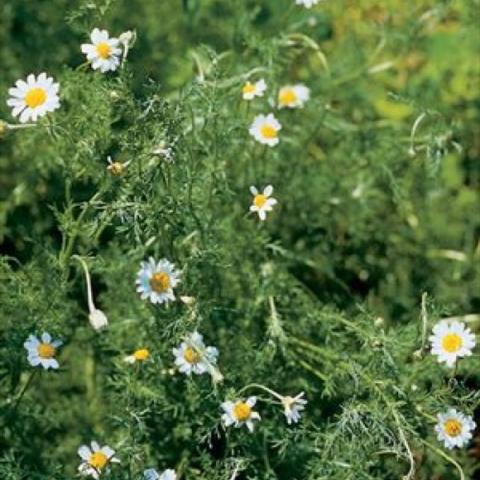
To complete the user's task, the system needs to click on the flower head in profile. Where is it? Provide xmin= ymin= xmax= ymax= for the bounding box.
xmin=278 ymin=84 xmax=310 ymax=109
xmin=249 ymin=185 xmax=277 ymax=221
xmin=124 ymin=348 xmax=150 ymax=364
xmin=24 ymin=333 xmax=62 ymax=370
xmin=81 ymin=28 xmax=122 ymax=72
xmin=429 ymin=320 xmax=476 ymax=367
xmin=295 ymin=0 xmax=321 ymax=8
xmin=78 ymin=441 xmax=120 ymax=478
xmin=281 ymin=392 xmax=307 ymax=425
xmin=136 ymin=257 xmax=180 ymax=305
xmin=144 ymin=468 xmax=177 ymax=480
xmin=242 ymin=78 xmax=267 ymax=100
xmin=435 ymin=408 xmax=476 ymax=449
xmin=7 ymin=73 xmax=60 ymax=123
xmin=222 ymin=397 xmax=261 ymax=432
xmin=152 ymin=141 xmax=174 ymax=161
xmin=173 ymin=331 xmax=219 ymax=376
xmin=249 ymin=113 xmax=281 ymax=147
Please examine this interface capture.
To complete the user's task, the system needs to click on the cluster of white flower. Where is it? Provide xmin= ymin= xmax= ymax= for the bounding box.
xmin=245 ymin=80 xmax=310 ymax=147
xmin=241 ymin=76 xmax=311 ymax=223
xmin=6 ymin=28 xmax=134 ymax=124
xmin=222 ymin=390 xmax=308 ymax=432
xmin=428 ymin=320 xmax=477 ymax=449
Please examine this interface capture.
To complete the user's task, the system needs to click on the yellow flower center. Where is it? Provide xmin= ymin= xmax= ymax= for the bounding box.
xmin=279 ymin=88 xmax=297 ymax=106
xmin=260 ymin=124 xmax=277 ymax=139
xmin=442 ymin=333 xmax=463 ymax=353
xmin=89 ymin=451 xmax=108 ymax=470
xmin=37 ymin=343 xmax=55 ymax=359
xmin=183 ymin=346 xmax=201 ymax=364
xmin=233 ymin=402 xmax=251 ymax=421
xmin=254 ymin=194 xmax=268 ymax=208
xmin=242 ymin=82 xmax=256 ymax=95
xmin=107 ymin=162 xmax=125 ymax=176
xmin=96 ymin=42 xmax=112 ymax=59
xmin=150 ymin=272 xmax=170 ymax=293
xmin=133 ymin=349 xmax=150 ymax=361
xmin=444 ymin=419 xmax=462 ymax=437
xmin=24 ymin=88 xmax=47 ymax=108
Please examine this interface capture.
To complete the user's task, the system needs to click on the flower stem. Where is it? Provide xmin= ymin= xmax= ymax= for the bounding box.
xmin=237 ymin=383 xmax=284 ymax=401
xmin=72 ymin=255 xmax=95 ymax=313
xmin=420 ymin=438 xmax=465 ymax=480
xmin=12 ymin=370 xmax=37 ymax=412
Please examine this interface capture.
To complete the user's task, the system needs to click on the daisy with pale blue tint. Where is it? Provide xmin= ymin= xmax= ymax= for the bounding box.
xmin=7 ymin=73 xmax=60 ymax=123
xmin=173 ymin=331 xmax=219 ymax=376
xmin=435 ymin=408 xmax=476 ymax=450
xmin=77 ymin=441 xmax=120 ymax=479
xmin=81 ymin=29 xmax=122 ymax=73
xmin=24 ymin=332 xmax=62 ymax=370
xmin=282 ymin=392 xmax=307 ymax=425
xmin=136 ymin=257 xmax=180 ymax=305
xmin=144 ymin=468 xmax=177 ymax=480
xmin=222 ymin=396 xmax=261 ymax=432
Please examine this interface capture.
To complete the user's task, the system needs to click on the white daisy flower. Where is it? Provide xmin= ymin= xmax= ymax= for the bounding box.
xmin=7 ymin=73 xmax=60 ymax=123
xmin=144 ymin=468 xmax=177 ymax=480
xmin=295 ymin=0 xmax=321 ymax=8
xmin=136 ymin=257 xmax=181 ymax=305
xmin=78 ymin=441 xmax=120 ymax=479
xmin=124 ymin=348 xmax=150 ymax=364
xmin=81 ymin=28 xmax=122 ymax=73
xmin=24 ymin=333 xmax=62 ymax=370
xmin=282 ymin=392 xmax=307 ymax=425
xmin=249 ymin=185 xmax=277 ymax=221
xmin=278 ymin=84 xmax=310 ymax=109
xmin=173 ymin=331 xmax=219 ymax=376
xmin=429 ymin=320 xmax=476 ymax=367
xmin=249 ymin=113 xmax=281 ymax=147
xmin=434 ymin=408 xmax=476 ymax=449
xmin=222 ymin=396 xmax=261 ymax=432
xmin=242 ymin=78 xmax=267 ymax=100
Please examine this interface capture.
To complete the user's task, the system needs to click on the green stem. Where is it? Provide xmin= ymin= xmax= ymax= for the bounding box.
xmin=237 ymin=383 xmax=284 ymax=401
xmin=420 ymin=439 xmax=465 ymax=480
xmin=11 ymin=370 xmax=37 ymax=412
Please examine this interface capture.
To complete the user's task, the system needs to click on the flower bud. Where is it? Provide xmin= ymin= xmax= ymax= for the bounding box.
xmin=89 ymin=309 xmax=108 ymax=331
xmin=119 ymin=30 xmax=134 ymax=45
xmin=180 ymin=295 xmax=196 ymax=306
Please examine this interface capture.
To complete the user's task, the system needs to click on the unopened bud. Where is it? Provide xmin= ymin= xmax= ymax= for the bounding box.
xmin=119 ymin=30 xmax=135 ymax=45
xmin=89 ymin=309 xmax=108 ymax=331
xmin=374 ymin=317 xmax=384 ymax=328
xmin=180 ymin=295 xmax=196 ymax=306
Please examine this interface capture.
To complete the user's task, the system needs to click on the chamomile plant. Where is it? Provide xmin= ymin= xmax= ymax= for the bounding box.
xmin=0 ymin=1 xmax=479 ymax=480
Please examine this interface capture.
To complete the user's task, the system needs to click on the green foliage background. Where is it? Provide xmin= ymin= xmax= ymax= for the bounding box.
xmin=0 ymin=0 xmax=479 ymax=479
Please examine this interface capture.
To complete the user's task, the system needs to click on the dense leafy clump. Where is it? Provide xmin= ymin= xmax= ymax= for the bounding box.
xmin=0 ymin=1 xmax=479 ymax=479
